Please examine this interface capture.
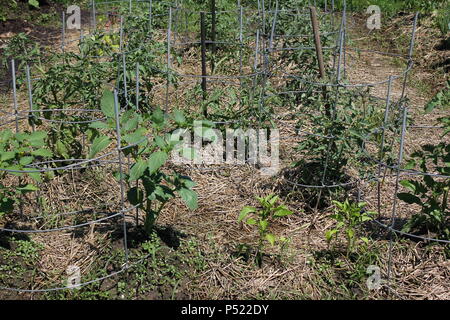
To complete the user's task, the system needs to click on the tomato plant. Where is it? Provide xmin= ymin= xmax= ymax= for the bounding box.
xmin=398 ymin=116 xmax=450 ymax=240
xmin=0 ymin=129 xmax=53 ymax=218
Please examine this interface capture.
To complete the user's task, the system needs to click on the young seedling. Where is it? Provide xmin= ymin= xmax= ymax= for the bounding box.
xmin=325 ymin=200 xmax=376 ymax=256
xmin=238 ymin=194 xmax=293 ymax=267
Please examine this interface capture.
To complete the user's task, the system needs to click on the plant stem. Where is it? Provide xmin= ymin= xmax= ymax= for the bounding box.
xmin=442 ymin=188 xmax=448 ymax=214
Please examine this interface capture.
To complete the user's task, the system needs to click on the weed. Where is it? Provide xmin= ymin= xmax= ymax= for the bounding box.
xmin=425 ymin=80 xmax=450 ymax=113
xmin=0 ymin=238 xmax=44 ymax=290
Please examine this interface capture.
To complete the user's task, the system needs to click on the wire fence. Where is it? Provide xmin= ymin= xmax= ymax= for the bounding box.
xmin=0 ymin=0 xmax=447 ymax=296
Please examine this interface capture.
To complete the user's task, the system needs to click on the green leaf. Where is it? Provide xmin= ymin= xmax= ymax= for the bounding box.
xmin=15 ymin=133 xmax=28 ymax=142
xmin=147 ymin=151 xmax=168 ymax=174
xmin=129 ymin=160 xmax=148 ymax=181
xmin=56 ymin=140 xmax=69 ymax=159
xmin=122 ymin=116 xmax=139 ymax=132
xmin=113 ymin=170 xmax=126 ymax=181
xmin=357 ymin=202 xmax=367 ymax=209
xmin=265 ymin=233 xmax=276 ymax=246
xmin=154 ymin=185 xmax=174 ymax=201
xmin=403 ymin=160 xmax=416 ymax=170
xmin=19 ymin=156 xmax=34 ymax=166
xmin=5 ymin=164 xmax=22 ymax=176
xmin=151 ymin=108 xmax=165 ymax=125
xmin=424 ymin=100 xmax=437 ymax=113
xmin=28 ymin=131 xmax=47 ymax=147
xmin=360 ymin=237 xmax=370 ymax=245
xmin=274 ymin=206 xmax=293 ymax=217
xmin=259 ymin=220 xmax=269 ymax=232
xmin=154 ymin=136 xmax=166 ymax=149
xmin=172 ymin=110 xmax=186 ymax=125
xmin=349 ymin=129 xmax=363 ymax=139
xmin=32 ymin=148 xmax=52 ymax=157
xmin=1 ymin=151 xmax=16 ymax=162
xmin=17 ymin=184 xmax=38 ymax=193
xmin=100 ymin=90 xmax=115 ymax=118
xmin=246 ymin=218 xmax=257 ymax=225
xmin=123 ymin=128 xmax=147 ymax=145
xmin=178 ymin=187 xmax=198 ymax=210
xmin=127 ymin=187 xmax=144 ymax=206
xmin=397 ymin=192 xmax=422 ymax=205
xmin=238 ymin=206 xmax=256 ymax=222
xmin=22 ymin=168 xmax=41 ymax=182
xmin=268 ymin=195 xmax=279 ymax=205
xmin=89 ymin=135 xmax=111 ymax=159
xmin=325 ymin=229 xmax=338 ymax=243
xmin=28 ymin=0 xmax=40 ymax=8
xmin=399 ymin=180 xmax=416 ymax=193
xmin=89 ymin=121 xmax=110 ymax=129
xmin=361 ymin=215 xmax=374 ymax=222
xmin=179 ymin=176 xmax=196 ymax=189
xmin=0 ymin=130 xmax=13 ymax=142
xmin=28 ymin=131 xmax=47 ymax=140
xmin=346 ymin=228 xmax=355 ymax=240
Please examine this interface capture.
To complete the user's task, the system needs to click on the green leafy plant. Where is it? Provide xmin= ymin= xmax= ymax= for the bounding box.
xmin=268 ymin=2 xmax=391 ymax=211
xmin=31 ymin=52 xmax=110 ymax=161
xmin=289 ymin=89 xmax=385 ymax=210
xmin=436 ymin=1 xmax=450 ymax=36
xmin=425 ymin=80 xmax=450 ymax=113
xmin=238 ymin=194 xmax=293 ymax=266
xmin=1 ymin=33 xmax=42 ymax=78
xmin=397 ymin=117 xmax=449 ymax=240
xmin=310 ymin=238 xmax=382 ymax=298
xmin=78 ymin=32 xmax=120 ymax=58
xmin=95 ymin=90 xmax=198 ymax=234
xmin=28 ymin=0 xmax=40 ymax=8
xmin=0 ymin=238 xmax=44 ymax=289
xmin=183 ymin=83 xmax=266 ymax=127
xmin=0 ymin=129 xmax=53 ymax=218
xmin=32 ymin=52 xmax=110 ymax=112
xmin=325 ymin=200 xmax=376 ymax=255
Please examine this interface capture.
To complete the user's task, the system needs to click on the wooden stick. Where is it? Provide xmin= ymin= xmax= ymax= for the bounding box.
xmin=309 ymin=6 xmax=326 ymax=78
xmin=309 ymin=6 xmax=331 ymax=118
